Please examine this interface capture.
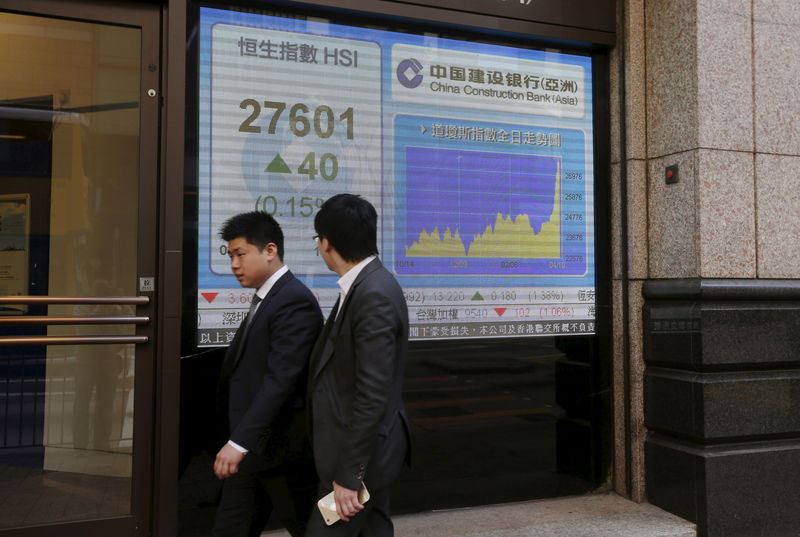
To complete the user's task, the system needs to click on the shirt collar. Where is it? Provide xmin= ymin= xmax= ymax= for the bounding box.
xmin=255 ymin=264 xmax=289 ymax=300
xmin=337 ymin=255 xmax=376 ymax=298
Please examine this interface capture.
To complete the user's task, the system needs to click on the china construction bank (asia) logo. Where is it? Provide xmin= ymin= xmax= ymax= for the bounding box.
xmin=396 ymin=58 xmax=424 ymax=88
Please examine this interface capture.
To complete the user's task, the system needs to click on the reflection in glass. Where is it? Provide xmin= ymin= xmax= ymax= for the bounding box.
xmin=394 ymin=337 xmax=600 ymax=513
xmin=0 ymin=10 xmax=140 ymax=529
xmin=72 ymin=343 xmax=133 ymax=453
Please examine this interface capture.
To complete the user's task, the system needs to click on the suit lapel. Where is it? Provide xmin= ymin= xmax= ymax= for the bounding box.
xmin=223 ymin=270 xmax=295 ymax=375
xmin=309 ymin=296 xmax=338 ymax=382
xmin=334 ymin=258 xmax=381 ymax=328
xmin=311 ymin=258 xmax=383 ymax=381
xmin=221 ymin=324 xmax=245 ymax=378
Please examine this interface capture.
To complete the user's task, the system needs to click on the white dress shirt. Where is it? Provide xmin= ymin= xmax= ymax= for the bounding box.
xmin=335 ymin=255 xmax=376 ymax=319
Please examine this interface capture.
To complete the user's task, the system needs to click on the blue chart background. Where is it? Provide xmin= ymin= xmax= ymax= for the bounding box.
xmin=402 ymin=147 xmax=559 ymax=274
xmin=394 ymin=114 xmax=589 ymax=279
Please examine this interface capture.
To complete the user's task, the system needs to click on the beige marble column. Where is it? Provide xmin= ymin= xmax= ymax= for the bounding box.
xmin=646 ymin=0 xmax=755 ymax=279
xmin=754 ymin=1 xmax=800 ymax=277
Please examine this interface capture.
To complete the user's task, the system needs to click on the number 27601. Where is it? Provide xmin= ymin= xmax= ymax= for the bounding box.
xmin=239 ymin=99 xmax=354 ymax=140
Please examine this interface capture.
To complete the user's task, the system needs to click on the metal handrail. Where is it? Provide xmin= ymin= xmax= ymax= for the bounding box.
xmin=0 ymin=316 xmax=150 ymax=325
xmin=0 ymin=297 xmax=151 ymax=345
xmin=0 ymin=335 xmax=148 ymax=346
xmin=0 ymin=296 xmax=150 ymax=305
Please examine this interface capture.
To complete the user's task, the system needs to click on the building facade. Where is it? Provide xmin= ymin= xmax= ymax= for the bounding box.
xmin=615 ymin=1 xmax=800 ymax=535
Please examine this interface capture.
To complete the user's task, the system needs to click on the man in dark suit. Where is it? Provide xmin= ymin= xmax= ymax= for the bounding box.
xmin=213 ymin=211 xmax=322 ymax=537
xmin=306 ymin=194 xmax=410 ymax=537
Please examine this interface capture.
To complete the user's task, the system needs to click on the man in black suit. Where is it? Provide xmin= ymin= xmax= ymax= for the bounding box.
xmin=213 ymin=211 xmax=322 ymax=537
xmin=306 ymin=194 xmax=410 ymax=537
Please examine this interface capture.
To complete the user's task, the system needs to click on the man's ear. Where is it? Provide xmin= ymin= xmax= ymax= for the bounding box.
xmin=263 ymin=242 xmax=279 ymax=260
xmin=319 ymin=237 xmax=334 ymax=254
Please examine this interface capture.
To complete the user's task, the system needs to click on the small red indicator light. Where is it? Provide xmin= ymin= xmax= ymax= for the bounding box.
xmin=665 ymin=165 xmax=679 ymax=184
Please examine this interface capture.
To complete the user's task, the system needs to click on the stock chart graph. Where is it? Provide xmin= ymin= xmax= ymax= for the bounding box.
xmin=404 ymin=147 xmax=561 ymax=259
xmin=395 ymin=141 xmax=582 ymax=276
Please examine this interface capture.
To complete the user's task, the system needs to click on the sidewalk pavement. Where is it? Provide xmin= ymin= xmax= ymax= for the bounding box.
xmin=263 ymin=492 xmax=696 ymax=537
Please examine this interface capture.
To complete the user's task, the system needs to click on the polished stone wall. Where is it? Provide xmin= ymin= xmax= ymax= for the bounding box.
xmin=640 ymin=0 xmax=800 ymax=278
xmin=611 ymin=0 xmax=800 ymax=530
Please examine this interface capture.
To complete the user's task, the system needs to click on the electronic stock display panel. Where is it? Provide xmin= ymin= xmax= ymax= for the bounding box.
xmin=196 ymin=7 xmax=596 ymax=346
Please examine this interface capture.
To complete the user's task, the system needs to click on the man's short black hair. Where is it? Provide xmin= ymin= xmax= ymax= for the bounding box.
xmin=314 ymin=194 xmax=378 ymax=262
xmin=219 ymin=211 xmax=284 ymax=261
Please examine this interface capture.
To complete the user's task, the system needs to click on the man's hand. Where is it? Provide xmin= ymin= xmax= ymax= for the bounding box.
xmin=332 ymin=481 xmax=364 ymax=522
xmin=214 ymin=443 xmax=245 ymax=479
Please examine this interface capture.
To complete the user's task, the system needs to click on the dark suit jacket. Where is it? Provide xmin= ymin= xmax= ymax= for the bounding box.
xmin=219 ymin=270 xmax=323 ymax=467
xmin=308 ymin=258 xmax=410 ymax=491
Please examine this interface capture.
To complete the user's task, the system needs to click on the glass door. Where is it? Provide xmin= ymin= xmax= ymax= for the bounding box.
xmin=0 ymin=1 xmax=159 ymax=536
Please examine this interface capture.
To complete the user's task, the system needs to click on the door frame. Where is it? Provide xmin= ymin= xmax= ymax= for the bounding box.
xmin=154 ymin=0 xmax=187 ymax=536
xmin=0 ymin=1 xmax=161 ymax=536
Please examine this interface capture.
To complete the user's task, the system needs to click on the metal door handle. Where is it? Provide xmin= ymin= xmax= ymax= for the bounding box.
xmin=0 ymin=296 xmax=151 ymax=345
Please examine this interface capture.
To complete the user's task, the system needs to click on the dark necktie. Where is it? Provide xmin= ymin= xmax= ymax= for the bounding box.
xmin=222 ymin=294 xmax=263 ymax=378
xmin=242 ymin=294 xmax=262 ymax=333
